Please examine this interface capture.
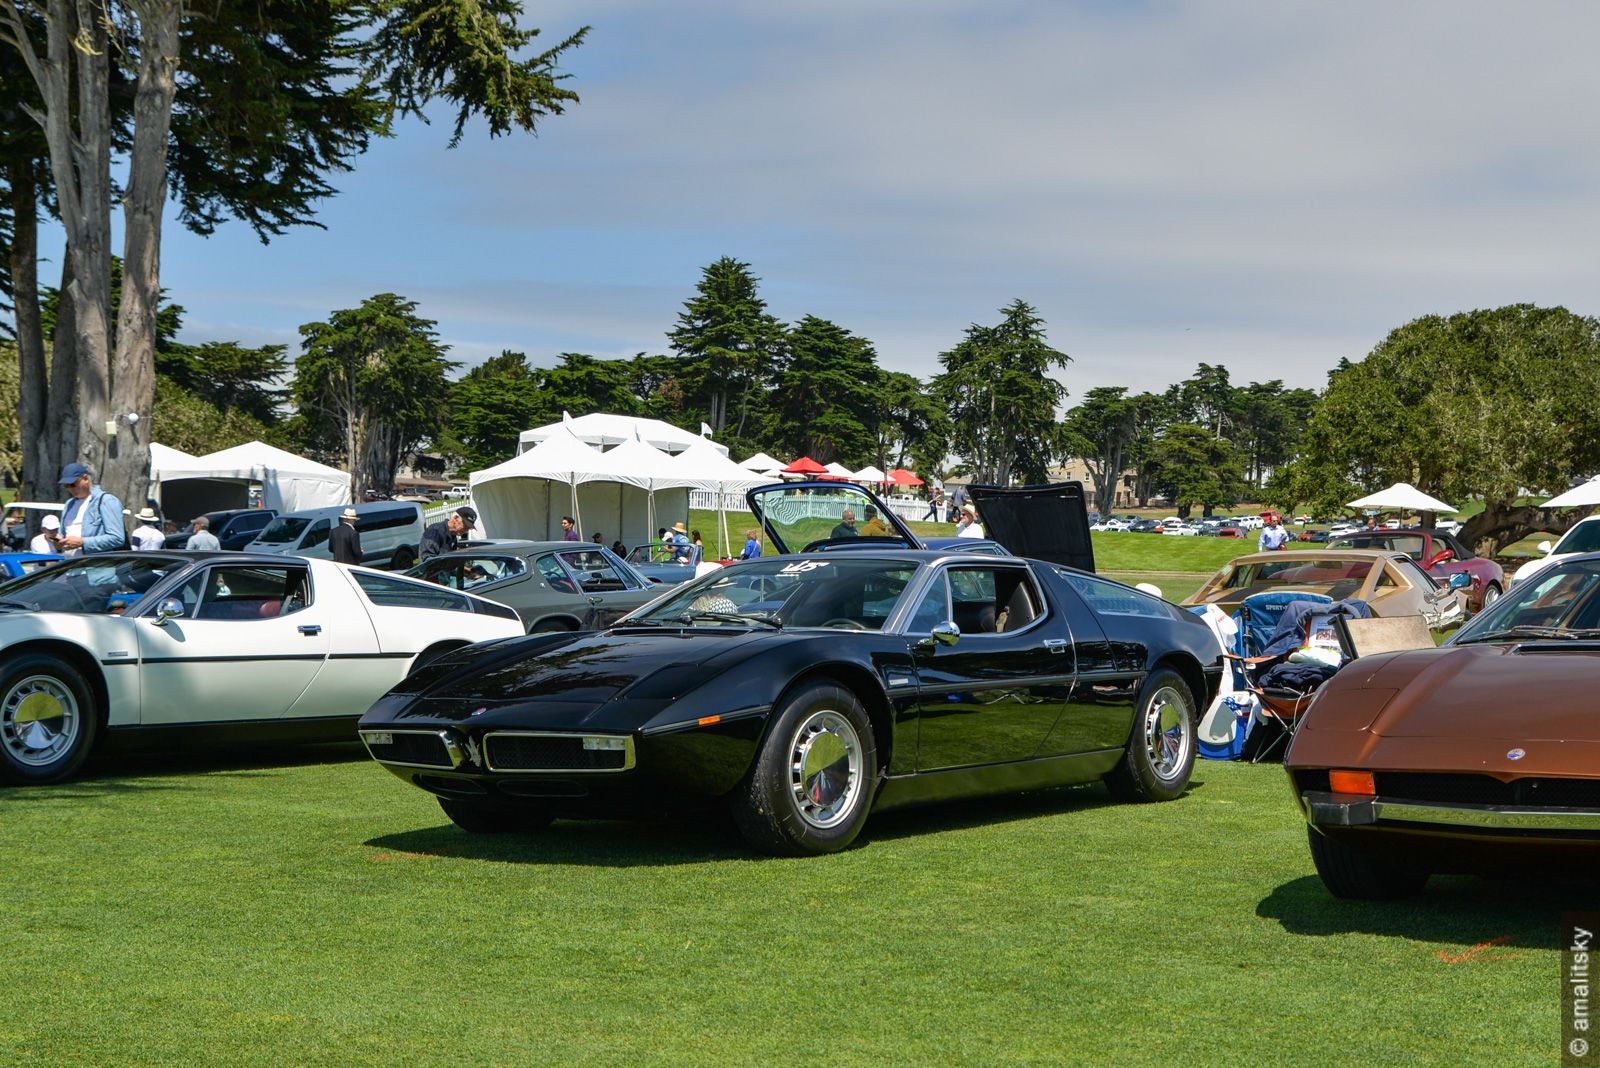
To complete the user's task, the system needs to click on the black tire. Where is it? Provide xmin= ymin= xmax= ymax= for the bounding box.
xmin=1307 ymin=827 xmax=1429 ymax=899
xmin=530 ymin=618 xmax=577 ymax=634
xmin=0 ymin=652 xmax=98 ymax=785
xmin=1104 ymin=667 xmax=1196 ymax=803
xmin=438 ymin=797 xmax=554 ymax=834
xmin=390 ymin=546 xmax=416 ymax=571
xmin=731 ymin=681 xmax=877 ymax=856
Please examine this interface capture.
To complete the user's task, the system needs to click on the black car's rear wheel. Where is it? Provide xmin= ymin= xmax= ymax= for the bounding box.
xmin=1307 ymin=827 xmax=1429 ymax=899
xmin=732 ymin=682 xmax=876 ymax=856
xmin=0 ymin=653 xmax=98 ymax=785
xmin=438 ymin=797 xmax=554 ymax=834
xmin=1104 ymin=668 xmax=1195 ymax=803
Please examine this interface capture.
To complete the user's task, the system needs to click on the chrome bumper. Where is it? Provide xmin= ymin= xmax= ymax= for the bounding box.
xmin=1304 ymin=790 xmax=1600 ymax=833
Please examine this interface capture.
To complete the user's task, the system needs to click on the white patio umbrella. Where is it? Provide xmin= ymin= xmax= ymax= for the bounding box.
xmin=852 ymin=465 xmax=887 ymax=483
xmin=1541 ymin=477 xmax=1600 ymax=509
xmin=738 ymin=451 xmax=783 ymax=472
xmin=1346 ymin=482 xmax=1457 ymax=514
xmin=822 ymin=462 xmax=853 ymax=479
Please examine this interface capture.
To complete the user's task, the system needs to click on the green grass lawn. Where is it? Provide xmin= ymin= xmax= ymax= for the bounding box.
xmin=1 ymin=748 xmax=1583 ymax=1064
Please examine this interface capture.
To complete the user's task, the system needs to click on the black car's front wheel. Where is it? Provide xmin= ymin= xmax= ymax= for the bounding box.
xmin=733 ymin=682 xmax=877 ymax=856
xmin=0 ymin=652 xmax=98 ymax=785
xmin=1307 ymin=827 xmax=1429 ymax=899
xmin=1105 ymin=668 xmax=1196 ymax=803
xmin=438 ymin=797 xmax=554 ymax=834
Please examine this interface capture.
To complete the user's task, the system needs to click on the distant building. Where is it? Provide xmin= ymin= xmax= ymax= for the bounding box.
xmin=1051 ymin=459 xmax=1139 ymax=509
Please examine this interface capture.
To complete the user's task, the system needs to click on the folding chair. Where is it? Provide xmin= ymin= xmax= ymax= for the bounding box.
xmin=1226 ymin=592 xmax=1334 ymax=762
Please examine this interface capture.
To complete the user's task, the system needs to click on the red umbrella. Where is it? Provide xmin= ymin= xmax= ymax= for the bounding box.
xmin=887 ymin=468 xmax=924 ymax=486
xmin=782 ymin=456 xmax=827 ymax=475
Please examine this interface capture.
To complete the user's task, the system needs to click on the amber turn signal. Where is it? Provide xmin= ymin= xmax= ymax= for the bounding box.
xmin=1328 ymin=769 xmax=1376 ymax=795
xmin=697 ymin=715 xmax=721 ymax=727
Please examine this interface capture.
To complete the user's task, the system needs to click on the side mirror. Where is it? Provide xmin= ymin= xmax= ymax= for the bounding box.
xmin=927 ymin=621 xmax=961 ymax=647
xmin=153 ymin=597 xmax=184 ymax=625
xmin=1448 ymin=572 xmax=1473 ymax=590
xmin=1538 ymin=540 xmax=1554 ymax=555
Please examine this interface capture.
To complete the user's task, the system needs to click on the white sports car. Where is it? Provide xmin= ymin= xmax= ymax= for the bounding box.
xmin=0 ymin=552 xmax=526 ymax=784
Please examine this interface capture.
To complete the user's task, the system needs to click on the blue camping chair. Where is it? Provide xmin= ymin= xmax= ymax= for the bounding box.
xmin=1229 ymin=591 xmax=1335 ymax=761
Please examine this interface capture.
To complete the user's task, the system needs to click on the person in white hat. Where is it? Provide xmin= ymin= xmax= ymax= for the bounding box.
xmin=30 ymin=513 xmax=61 ymax=554
xmin=131 ymin=507 xmax=166 ymax=551
xmin=330 ymin=505 xmax=363 ymax=564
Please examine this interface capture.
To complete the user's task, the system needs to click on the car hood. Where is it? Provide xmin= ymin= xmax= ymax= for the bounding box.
xmin=1352 ymin=643 xmax=1600 ymax=741
xmin=413 ymin=629 xmax=768 ymax=706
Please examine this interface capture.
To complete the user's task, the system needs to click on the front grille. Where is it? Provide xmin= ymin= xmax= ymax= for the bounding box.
xmin=484 ymin=733 xmax=630 ymax=772
xmin=365 ymin=731 xmax=452 ymax=768
xmin=1375 ymin=772 xmax=1600 ymax=808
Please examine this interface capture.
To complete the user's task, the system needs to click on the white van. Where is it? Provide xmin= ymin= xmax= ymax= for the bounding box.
xmin=242 ymin=501 xmax=424 ymax=570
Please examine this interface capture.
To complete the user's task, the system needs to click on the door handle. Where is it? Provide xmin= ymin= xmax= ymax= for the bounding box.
xmin=299 ymin=624 xmax=321 ymax=635
xmin=1044 ymin=639 xmax=1068 ymax=654
xmin=587 ymin=595 xmax=603 ymax=605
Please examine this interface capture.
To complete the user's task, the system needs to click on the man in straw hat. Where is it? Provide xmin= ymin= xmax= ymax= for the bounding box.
xmin=330 ymin=506 xmax=363 ymax=565
xmin=131 ymin=507 xmax=167 ymax=551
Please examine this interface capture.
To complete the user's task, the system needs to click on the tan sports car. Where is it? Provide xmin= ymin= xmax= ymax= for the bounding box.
xmin=1182 ymin=549 xmax=1467 ymax=630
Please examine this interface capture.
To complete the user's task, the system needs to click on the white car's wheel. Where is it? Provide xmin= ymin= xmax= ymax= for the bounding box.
xmin=0 ymin=653 xmax=98 ymax=785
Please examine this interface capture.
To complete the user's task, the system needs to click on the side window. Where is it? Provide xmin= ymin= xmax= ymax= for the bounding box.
xmin=537 ymin=555 xmax=580 ymax=595
xmin=600 ymin=547 xmax=645 ymax=590
xmin=558 ymin=549 xmax=628 ymax=593
xmin=945 ymin=566 xmax=1043 ymax=635
xmin=460 ymin=556 xmax=526 ymax=590
xmin=350 ymin=570 xmax=475 ymax=613
xmin=303 ymin=519 xmax=331 ymax=548
xmin=1395 ymin=558 xmax=1438 ymax=591
xmin=414 ymin=558 xmax=464 ymax=588
xmin=190 ymin=565 xmax=311 ymax=621
xmin=358 ymin=506 xmax=421 ymax=533
xmin=906 ymin=574 xmax=950 ymax=634
xmin=1058 ymin=570 xmax=1177 ymax=621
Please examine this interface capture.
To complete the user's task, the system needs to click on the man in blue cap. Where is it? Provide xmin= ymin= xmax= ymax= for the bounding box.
xmin=56 ymin=462 xmax=128 ymax=556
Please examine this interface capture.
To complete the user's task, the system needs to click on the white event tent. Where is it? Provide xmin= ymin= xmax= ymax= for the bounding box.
xmin=1541 ymin=478 xmax=1600 ymax=509
xmin=148 ymin=443 xmax=197 ymax=482
xmin=517 ymin=412 xmax=730 ymax=457
xmin=673 ymin=440 xmax=767 ymax=556
xmin=853 ymin=465 xmax=887 ymax=483
xmin=155 ymin=440 xmax=351 ymax=517
xmin=738 ymin=451 xmax=783 ymax=472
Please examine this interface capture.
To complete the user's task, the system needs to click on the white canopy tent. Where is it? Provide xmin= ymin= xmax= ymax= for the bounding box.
xmin=738 ymin=451 xmax=783 ymax=472
xmin=603 ymin=437 xmax=702 ymax=541
xmin=470 ymin=431 xmax=691 ymax=545
xmin=1347 ymin=483 xmax=1457 ymax=514
xmin=671 ymin=440 xmax=767 ymax=557
xmin=518 ymin=412 xmax=730 ymax=457
xmin=852 ymin=465 xmax=887 ymax=483
xmin=155 ymin=441 xmax=351 ymax=517
xmin=822 ymin=461 xmax=852 ymax=478
xmin=1541 ymin=478 xmax=1600 ymax=509
xmin=148 ymin=443 xmax=197 ymax=481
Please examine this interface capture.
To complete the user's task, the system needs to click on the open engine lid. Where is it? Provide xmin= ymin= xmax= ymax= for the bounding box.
xmin=746 ymin=481 xmax=921 ymax=554
xmin=965 ymin=481 xmax=1095 ymax=572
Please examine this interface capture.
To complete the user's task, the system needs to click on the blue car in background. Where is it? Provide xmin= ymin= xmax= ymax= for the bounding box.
xmin=625 ymin=541 xmax=706 ymax=585
xmin=0 ymin=552 xmax=63 ymax=579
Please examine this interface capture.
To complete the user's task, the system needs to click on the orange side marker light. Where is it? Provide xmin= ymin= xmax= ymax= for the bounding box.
xmin=697 ymin=715 xmax=721 ymax=727
xmin=1329 ymin=769 xmax=1376 ymax=795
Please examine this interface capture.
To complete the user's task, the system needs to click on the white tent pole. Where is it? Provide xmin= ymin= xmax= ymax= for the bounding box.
xmin=570 ymin=475 xmax=582 ymax=539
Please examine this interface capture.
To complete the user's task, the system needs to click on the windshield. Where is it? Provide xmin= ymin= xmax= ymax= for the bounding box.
xmin=254 ymin=516 xmax=310 ymax=544
xmin=1328 ymin=533 xmax=1428 ymax=561
xmin=0 ymin=554 xmax=189 ymax=614
xmin=1451 ymin=560 xmax=1600 ymax=643
xmin=1553 ymin=520 xmax=1600 ymax=555
xmin=624 ymin=557 xmax=920 ymax=630
xmin=1218 ymin=558 xmax=1377 ymax=591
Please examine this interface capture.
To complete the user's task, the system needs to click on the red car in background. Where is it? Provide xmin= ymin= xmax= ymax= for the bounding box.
xmin=1326 ymin=528 xmax=1504 ymax=613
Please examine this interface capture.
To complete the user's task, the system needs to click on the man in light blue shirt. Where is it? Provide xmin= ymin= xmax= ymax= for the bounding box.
xmin=57 ymin=462 xmax=127 ymax=555
xmin=1258 ymin=513 xmax=1291 ymax=552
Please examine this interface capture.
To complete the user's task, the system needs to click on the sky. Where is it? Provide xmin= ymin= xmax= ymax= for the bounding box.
xmin=90 ymin=0 xmax=1600 ymax=400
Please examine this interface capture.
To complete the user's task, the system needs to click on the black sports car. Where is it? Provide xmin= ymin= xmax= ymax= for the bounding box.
xmin=358 ymin=482 xmax=1223 ymax=855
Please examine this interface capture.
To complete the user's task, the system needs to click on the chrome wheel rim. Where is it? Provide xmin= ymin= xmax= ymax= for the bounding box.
xmin=1481 ymin=585 xmax=1500 ymax=609
xmin=1143 ymin=685 xmax=1190 ymax=783
xmin=788 ymin=710 xmax=863 ymax=829
xmin=1 ymin=674 xmax=80 ymax=768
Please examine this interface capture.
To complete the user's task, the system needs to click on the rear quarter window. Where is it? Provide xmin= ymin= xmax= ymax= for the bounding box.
xmin=1057 ymin=570 xmax=1180 ymax=621
xmin=351 ymin=570 xmax=478 ymax=613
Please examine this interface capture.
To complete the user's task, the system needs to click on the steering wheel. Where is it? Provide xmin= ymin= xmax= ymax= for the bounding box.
xmin=821 ymin=617 xmax=867 ymax=631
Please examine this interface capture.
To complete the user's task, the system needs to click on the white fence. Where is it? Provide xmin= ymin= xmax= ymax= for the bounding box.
xmin=688 ymin=489 xmax=933 ymax=522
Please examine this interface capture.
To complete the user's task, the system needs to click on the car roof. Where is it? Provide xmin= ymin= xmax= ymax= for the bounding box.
xmin=429 ymin=540 xmax=603 ymax=556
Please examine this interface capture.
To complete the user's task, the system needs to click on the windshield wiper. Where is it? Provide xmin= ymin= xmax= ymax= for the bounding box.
xmin=1457 ymin=624 xmax=1600 ymax=644
xmin=674 ymin=611 xmax=783 ymax=630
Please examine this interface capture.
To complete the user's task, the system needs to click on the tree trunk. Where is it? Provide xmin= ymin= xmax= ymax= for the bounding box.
xmin=6 ymin=159 xmax=49 ymax=500
xmin=104 ymin=0 xmax=182 ymax=512
xmin=46 ymin=255 xmax=78 ymax=489
xmin=1458 ymin=499 xmax=1580 ymax=559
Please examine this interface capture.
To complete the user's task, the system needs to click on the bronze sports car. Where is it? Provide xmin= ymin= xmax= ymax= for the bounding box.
xmin=1286 ymin=552 xmax=1600 ymax=898
xmin=1183 ymin=549 xmax=1467 ymax=630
